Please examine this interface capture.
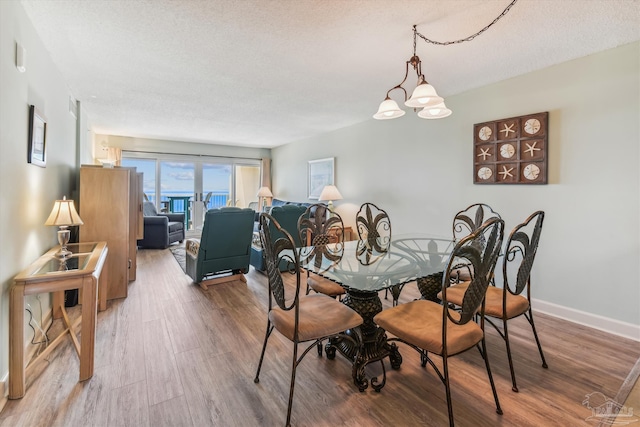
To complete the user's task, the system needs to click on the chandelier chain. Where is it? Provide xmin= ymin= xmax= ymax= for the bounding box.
xmin=414 ymin=0 xmax=518 ymax=46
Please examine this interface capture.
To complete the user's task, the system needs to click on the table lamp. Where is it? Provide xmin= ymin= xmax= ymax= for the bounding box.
xmin=257 ymin=186 xmax=273 ymax=210
xmin=44 ymin=196 xmax=84 ymax=258
xmin=319 ymin=185 xmax=343 ymax=213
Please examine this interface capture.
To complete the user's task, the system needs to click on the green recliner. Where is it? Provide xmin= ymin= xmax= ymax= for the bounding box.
xmin=185 ymin=207 xmax=255 ymax=289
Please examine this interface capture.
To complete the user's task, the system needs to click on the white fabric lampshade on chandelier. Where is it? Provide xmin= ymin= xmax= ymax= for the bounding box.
xmin=373 ymin=98 xmax=406 ymax=120
xmin=404 ymin=81 xmax=443 ymax=108
xmin=372 ymin=5 xmax=520 ymax=122
xmin=417 ymin=102 xmax=452 ymax=119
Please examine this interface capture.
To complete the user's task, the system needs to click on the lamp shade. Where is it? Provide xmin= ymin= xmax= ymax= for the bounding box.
xmin=405 ymin=82 xmax=443 ymax=108
xmin=373 ymin=98 xmax=405 ymax=120
xmin=318 ymin=185 xmax=343 ymax=202
xmin=256 ymin=186 xmax=273 ymax=198
xmin=417 ymin=102 xmax=452 ymax=119
xmin=44 ymin=196 xmax=83 ymax=226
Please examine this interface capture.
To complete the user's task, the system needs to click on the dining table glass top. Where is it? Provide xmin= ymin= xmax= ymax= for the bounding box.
xmin=299 ymin=234 xmax=456 ymax=293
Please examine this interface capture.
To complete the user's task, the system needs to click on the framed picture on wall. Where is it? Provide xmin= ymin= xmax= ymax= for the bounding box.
xmin=308 ymin=157 xmax=334 ymax=199
xmin=28 ymin=105 xmax=47 ymax=167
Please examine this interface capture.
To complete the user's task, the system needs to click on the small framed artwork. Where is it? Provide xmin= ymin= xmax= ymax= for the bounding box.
xmin=308 ymin=157 xmax=334 ymax=199
xmin=28 ymin=105 xmax=47 ymax=167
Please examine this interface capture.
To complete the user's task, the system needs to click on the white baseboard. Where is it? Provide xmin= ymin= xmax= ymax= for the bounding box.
xmin=533 ymin=298 xmax=640 ymax=342
xmin=0 ymin=371 xmax=7 ymax=413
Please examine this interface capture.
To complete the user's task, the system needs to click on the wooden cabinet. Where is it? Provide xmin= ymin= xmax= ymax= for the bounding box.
xmin=79 ymin=166 xmax=142 ymax=300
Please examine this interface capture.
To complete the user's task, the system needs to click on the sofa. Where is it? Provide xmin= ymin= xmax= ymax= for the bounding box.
xmin=252 ymin=198 xmax=312 ymax=229
xmin=250 ymin=204 xmax=308 ymax=272
xmin=137 ymin=201 xmax=185 ymax=249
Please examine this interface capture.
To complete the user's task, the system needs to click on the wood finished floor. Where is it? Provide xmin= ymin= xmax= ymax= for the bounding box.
xmin=1 ymin=247 xmax=639 ymax=427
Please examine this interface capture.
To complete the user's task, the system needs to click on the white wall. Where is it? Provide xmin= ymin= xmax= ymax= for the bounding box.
xmin=0 ymin=1 xmax=90 ymax=395
xmin=272 ymin=42 xmax=640 ymax=338
xmin=93 ymin=134 xmax=270 ymax=162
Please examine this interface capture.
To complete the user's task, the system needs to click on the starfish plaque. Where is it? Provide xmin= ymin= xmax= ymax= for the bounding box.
xmin=500 ymin=123 xmax=516 ymax=138
xmin=524 ymin=141 xmax=541 ymax=157
xmin=477 ymin=147 xmax=492 ymax=160
xmin=499 ymin=165 xmax=514 ymax=180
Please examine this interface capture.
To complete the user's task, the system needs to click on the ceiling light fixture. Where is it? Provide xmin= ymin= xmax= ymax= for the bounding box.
xmin=373 ymin=0 xmax=519 ymax=121
xmin=373 ymin=26 xmax=448 ymax=121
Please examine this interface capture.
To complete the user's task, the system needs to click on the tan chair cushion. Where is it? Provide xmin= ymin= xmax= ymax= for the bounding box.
xmin=374 ymin=300 xmax=483 ymax=356
xmin=451 ymin=263 xmax=473 ymax=281
xmin=441 ymin=282 xmax=530 ymax=319
xmin=308 ymin=275 xmax=346 ymax=297
xmin=269 ymin=294 xmax=362 ymax=342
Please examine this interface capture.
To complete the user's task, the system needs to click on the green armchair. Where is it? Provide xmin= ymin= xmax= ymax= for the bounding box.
xmin=185 ymin=207 xmax=255 ymax=289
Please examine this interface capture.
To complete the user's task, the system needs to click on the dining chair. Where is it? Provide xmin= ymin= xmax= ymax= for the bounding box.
xmin=450 ymin=203 xmax=502 ymax=282
xmin=297 ymin=203 xmax=347 ymax=299
xmin=374 ymin=217 xmax=505 ymax=427
xmin=355 ymin=203 xmax=398 ymax=304
xmin=452 ymin=203 xmax=502 ymax=241
xmin=444 ymin=210 xmax=548 ymax=392
xmin=254 ymin=213 xmax=363 ymax=427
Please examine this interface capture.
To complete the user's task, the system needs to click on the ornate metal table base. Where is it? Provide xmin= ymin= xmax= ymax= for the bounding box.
xmin=417 ymin=271 xmax=444 ymax=302
xmin=327 ymin=289 xmax=402 ymax=392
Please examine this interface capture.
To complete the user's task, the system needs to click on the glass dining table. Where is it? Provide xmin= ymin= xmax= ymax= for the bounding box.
xmin=299 ymin=234 xmax=455 ymax=392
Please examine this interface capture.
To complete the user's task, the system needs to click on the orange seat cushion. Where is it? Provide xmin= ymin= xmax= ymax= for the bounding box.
xmin=451 ymin=263 xmax=473 ymax=281
xmin=269 ymin=294 xmax=362 ymax=342
xmin=308 ymin=275 xmax=346 ymax=297
xmin=441 ymin=282 xmax=530 ymax=319
xmin=374 ymin=300 xmax=483 ymax=356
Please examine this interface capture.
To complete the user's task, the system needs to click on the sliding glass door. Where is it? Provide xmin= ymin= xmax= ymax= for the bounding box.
xmin=122 ymin=154 xmax=261 ymax=235
xmin=159 ymin=161 xmax=195 ymax=227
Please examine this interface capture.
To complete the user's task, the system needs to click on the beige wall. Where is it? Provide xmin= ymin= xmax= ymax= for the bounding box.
xmin=0 ymin=1 xmax=92 ymax=392
xmin=272 ymin=42 xmax=640 ymax=338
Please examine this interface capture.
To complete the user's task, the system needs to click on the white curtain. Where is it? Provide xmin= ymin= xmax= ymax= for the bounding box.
xmin=107 ymin=147 xmax=122 ymax=166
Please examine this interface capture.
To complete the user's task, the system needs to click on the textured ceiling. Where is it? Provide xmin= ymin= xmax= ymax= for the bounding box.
xmin=20 ymin=0 xmax=640 ymax=148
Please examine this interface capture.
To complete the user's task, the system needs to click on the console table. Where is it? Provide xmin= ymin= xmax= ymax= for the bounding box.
xmin=9 ymin=242 xmax=108 ymax=399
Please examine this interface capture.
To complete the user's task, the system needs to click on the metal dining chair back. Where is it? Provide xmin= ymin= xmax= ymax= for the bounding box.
xmin=356 ymin=202 xmax=400 ymax=304
xmin=451 ymin=203 xmax=501 ymax=283
xmin=445 ymin=211 xmax=547 ymax=392
xmin=374 ymin=217 xmax=505 ymax=427
xmin=356 ymin=202 xmax=391 ymax=246
xmin=452 ymin=202 xmax=501 ymax=241
xmin=297 ymin=204 xmax=346 ymax=299
xmin=254 ymin=213 xmax=363 ymax=427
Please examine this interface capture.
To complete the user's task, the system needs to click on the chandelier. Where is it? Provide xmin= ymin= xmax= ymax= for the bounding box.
xmin=373 ymin=0 xmax=519 ymax=121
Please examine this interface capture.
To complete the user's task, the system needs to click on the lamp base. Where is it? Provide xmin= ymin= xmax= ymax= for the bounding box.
xmin=56 ymin=227 xmax=71 ymax=258
xmin=55 ymin=248 xmax=73 ymax=258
